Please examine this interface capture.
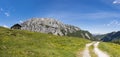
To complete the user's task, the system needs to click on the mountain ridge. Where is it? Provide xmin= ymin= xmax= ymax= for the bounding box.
xmin=94 ymin=31 xmax=120 ymax=44
xmin=11 ymin=18 xmax=93 ymax=40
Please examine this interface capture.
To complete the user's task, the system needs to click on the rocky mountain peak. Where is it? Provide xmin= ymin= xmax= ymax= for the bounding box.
xmin=11 ymin=18 xmax=93 ymax=39
xmin=23 ymin=18 xmax=64 ymax=28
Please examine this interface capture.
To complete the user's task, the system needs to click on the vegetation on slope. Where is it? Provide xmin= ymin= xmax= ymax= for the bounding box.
xmin=99 ymin=42 xmax=120 ymax=57
xmin=95 ymin=31 xmax=120 ymax=44
xmin=0 ymin=27 xmax=90 ymax=57
xmin=67 ymin=30 xmax=94 ymax=40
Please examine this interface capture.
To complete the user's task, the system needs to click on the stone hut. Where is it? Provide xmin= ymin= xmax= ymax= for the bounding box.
xmin=11 ymin=24 xmax=22 ymax=29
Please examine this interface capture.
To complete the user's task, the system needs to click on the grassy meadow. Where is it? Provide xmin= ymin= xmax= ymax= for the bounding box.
xmin=99 ymin=42 xmax=120 ymax=57
xmin=0 ymin=27 xmax=90 ymax=57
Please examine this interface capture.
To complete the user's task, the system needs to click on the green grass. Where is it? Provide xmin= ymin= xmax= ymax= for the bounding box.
xmin=99 ymin=42 xmax=120 ymax=57
xmin=0 ymin=27 xmax=90 ymax=57
xmin=89 ymin=44 xmax=97 ymax=57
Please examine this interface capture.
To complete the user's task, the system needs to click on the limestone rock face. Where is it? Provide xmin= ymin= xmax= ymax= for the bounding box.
xmin=17 ymin=18 xmax=93 ymax=39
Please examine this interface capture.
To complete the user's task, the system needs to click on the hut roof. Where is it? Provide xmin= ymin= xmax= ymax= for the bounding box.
xmin=12 ymin=24 xmax=21 ymax=27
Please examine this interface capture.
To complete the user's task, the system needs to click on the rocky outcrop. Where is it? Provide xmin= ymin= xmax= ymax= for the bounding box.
xmin=12 ymin=18 xmax=93 ymax=39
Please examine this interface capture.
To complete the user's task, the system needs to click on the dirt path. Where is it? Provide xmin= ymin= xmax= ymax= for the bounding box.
xmin=93 ymin=42 xmax=109 ymax=57
xmin=82 ymin=42 xmax=94 ymax=57
xmin=79 ymin=42 xmax=110 ymax=57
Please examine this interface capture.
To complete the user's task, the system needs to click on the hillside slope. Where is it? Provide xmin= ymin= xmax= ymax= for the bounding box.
xmin=101 ymin=31 xmax=120 ymax=44
xmin=95 ymin=31 xmax=120 ymax=44
xmin=99 ymin=42 xmax=120 ymax=57
xmin=0 ymin=27 xmax=90 ymax=57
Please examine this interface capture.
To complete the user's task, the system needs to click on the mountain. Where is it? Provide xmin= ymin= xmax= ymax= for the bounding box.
xmin=94 ymin=34 xmax=106 ymax=41
xmin=95 ymin=31 xmax=120 ymax=44
xmin=11 ymin=18 xmax=93 ymax=40
xmin=101 ymin=31 xmax=120 ymax=44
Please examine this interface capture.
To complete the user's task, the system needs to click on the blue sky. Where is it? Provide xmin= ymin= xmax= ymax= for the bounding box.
xmin=0 ymin=0 xmax=120 ymax=34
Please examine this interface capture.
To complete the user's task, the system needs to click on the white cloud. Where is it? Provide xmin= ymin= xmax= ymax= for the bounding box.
xmin=113 ymin=0 xmax=120 ymax=4
xmin=0 ymin=8 xmax=10 ymax=17
xmin=4 ymin=12 xmax=10 ymax=16
xmin=0 ymin=8 xmax=3 ymax=11
xmin=46 ymin=12 xmax=120 ymax=20
xmin=19 ymin=20 xmax=23 ymax=23
xmin=0 ymin=8 xmax=3 ymax=13
xmin=2 ymin=25 xmax=9 ymax=28
xmin=105 ymin=20 xmax=120 ymax=26
xmin=78 ymin=12 xmax=120 ymax=19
